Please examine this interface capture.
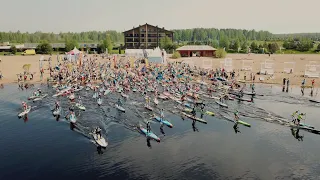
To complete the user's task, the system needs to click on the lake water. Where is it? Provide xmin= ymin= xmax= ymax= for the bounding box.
xmin=1 ymin=83 xmax=320 ymax=180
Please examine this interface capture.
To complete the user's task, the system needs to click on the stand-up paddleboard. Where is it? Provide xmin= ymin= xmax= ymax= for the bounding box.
xmin=309 ymin=99 xmax=320 ymax=103
xmin=69 ymin=114 xmax=77 ymax=123
xmin=154 ymin=98 xmax=159 ymax=105
xmin=68 ymin=94 xmax=75 ymax=100
xmin=235 ymin=97 xmax=252 ymax=102
xmin=53 ymin=108 xmax=61 ymax=116
xmin=138 ymin=126 xmax=160 ymax=142
xmin=97 ymin=98 xmax=102 ymax=106
xmin=159 ymin=94 xmax=168 ymax=100
xmin=215 ymin=100 xmax=228 ymax=108
xmin=18 ymin=106 xmax=31 ymax=117
xmin=145 ymin=105 xmax=153 ymax=111
xmin=75 ymin=103 xmax=86 ymax=111
xmin=92 ymin=133 xmax=108 ymax=148
xmin=121 ymin=93 xmax=129 ymax=98
xmin=181 ymin=112 xmax=207 ymax=124
xmin=154 ymin=115 xmax=173 ymax=128
xmin=33 ymin=94 xmax=48 ymax=102
xmin=104 ymin=89 xmax=111 ymax=95
xmin=115 ymin=104 xmax=125 ymax=112
xmin=183 ymin=108 xmax=215 ymax=116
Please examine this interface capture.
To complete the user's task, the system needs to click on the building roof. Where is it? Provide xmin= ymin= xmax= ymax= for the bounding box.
xmin=123 ymin=23 xmax=174 ymax=33
xmin=176 ymin=45 xmax=217 ymax=51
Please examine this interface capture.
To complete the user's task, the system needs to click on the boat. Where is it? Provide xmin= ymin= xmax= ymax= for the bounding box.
xmin=86 ymin=87 xmax=90 ymax=91
xmin=18 ymin=106 xmax=31 ymax=117
xmin=145 ymin=105 xmax=153 ymax=111
xmin=115 ymin=104 xmax=125 ymax=112
xmin=75 ymin=103 xmax=86 ymax=111
xmin=97 ymin=98 xmax=102 ymax=106
xmin=215 ymin=100 xmax=228 ymax=108
xmin=33 ymin=94 xmax=48 ymax=102
xmin=104 ymin=89 xmax=111 ymax=95
xmin=92 ymin=133 xmax=108 ymax=148
xmin=92 ymin=93 xmax=98 ymax=99
xmin=154 ymin=115 xmax=173 ymax=128
xmin=132 ymin=88 xmax=137 ymax=92
xmin=181 ymin=112 xmax=207 ymax=124
xmin=154 ymin=98 xmax=159 ymax=105
xmin=138 ymin=126 xmax=160 ymax=142
xmin=183 ymin=108 xmax=214 ymax=116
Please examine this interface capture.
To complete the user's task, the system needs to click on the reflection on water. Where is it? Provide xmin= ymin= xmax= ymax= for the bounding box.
xmin=0 ymin=84 xmax=320 ymax=180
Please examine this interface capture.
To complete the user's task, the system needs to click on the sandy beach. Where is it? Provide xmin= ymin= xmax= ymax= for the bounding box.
xmin=0 ymin=54 xmax=319 ymax=87
xmin=169 ymin=53 xmax=320 ymax=87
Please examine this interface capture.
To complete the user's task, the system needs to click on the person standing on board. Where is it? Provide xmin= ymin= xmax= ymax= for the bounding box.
xmin=146 ymin=121 xmax=151 ymax=134
xmin=234 ymin=110 xmax=240 ymax=122
xmin=160 ymin=109 xmax=164 ymax=122
xmin=22 ymin=101 xmax=28 ymax=111
xmin=291 ymin=111 xmax=299 ymax=122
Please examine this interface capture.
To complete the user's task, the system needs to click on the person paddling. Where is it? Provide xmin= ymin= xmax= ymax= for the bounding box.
xmin=160 ymin=108 xmax=164 ymax=121
xmin=234 ymin=110 xmax=240 ymax=122
xmin=95 ymin=127 xmax=102 ymax=139
xmin=146 ymin=121 xmax=151 ymax=134
xmin=22 ymin=101 xmax=27 ymax=111
xmin=55 ymin=101 xmax=60 ymax=110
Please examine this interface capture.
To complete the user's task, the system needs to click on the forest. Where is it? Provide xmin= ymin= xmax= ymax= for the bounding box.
xmin=1 ymin=28 xmax=320 ymax=53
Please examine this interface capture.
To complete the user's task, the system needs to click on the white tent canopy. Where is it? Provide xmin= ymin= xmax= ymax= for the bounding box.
xmin=220 ymin=58 xmax=233 ymax=72
xmin=260 ymin=59 xmax=274 ymax=75
xmin=304 ymin=61 xmax=320 ymax=78
xmin=284 ymin=62 xmax=295 ymax=73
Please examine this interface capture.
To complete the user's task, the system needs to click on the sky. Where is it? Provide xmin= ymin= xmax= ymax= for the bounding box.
xmin=0 ymin=0 xmax=319 ymax=34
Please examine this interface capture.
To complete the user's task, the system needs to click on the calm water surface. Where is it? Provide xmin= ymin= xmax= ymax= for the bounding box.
xmin=0 ymin=84 xmax=320 ymax=180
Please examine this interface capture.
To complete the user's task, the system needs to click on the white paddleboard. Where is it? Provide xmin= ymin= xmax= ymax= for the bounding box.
xmin=92 ymin=134 xmax=108 ymax=148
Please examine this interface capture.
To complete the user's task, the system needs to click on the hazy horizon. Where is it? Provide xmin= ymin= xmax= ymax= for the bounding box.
xmin=0 ymin=0 xmax=319 ymax=34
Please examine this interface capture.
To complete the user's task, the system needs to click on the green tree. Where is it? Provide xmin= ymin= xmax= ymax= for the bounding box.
xmin=211 ymin=40 xmax=219 ymax=48
xmin=250 ymin=41 xmax=258 ymax=51
xmin=103 ymin=34 xmax=113 ymax=53
xmin=10 ymin=45 xmax=17 ymax=54
xmin=268 ymin=43 xmax=279 ymax=53
xmin=36 ymin=41 xmax=53 ymax=54
xmin=241 ymin=41 xmax=248 ymax=52
xmin=65 ymin=39 xmax=79 ymax=52
xmin=172 ymin=51 xmax=181 ymax=59
xmin=215 ymin=48 xmax=227 ymax=58
xmin=234 ymin=39 xmax=240 ymax=51
xmin=160 ymin=36 xmax=173 ymax=52
xmin=317 ymin=44 xmax=320 ymax=51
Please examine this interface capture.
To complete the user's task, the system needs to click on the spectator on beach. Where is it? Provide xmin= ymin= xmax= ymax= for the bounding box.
xmin=0 ymin=71 xmax=2 ymax=80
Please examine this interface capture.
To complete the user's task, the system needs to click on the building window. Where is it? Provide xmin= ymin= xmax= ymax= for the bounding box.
xmin=148 ymin=39 xmax=151 ymax=42
xmin=141 ymin=39 xmax=145 ymax=42
xmin=141 ymin=34 xmax=145 ymax=37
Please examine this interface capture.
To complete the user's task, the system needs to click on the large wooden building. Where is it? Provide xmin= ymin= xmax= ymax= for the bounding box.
xmin=123 ymin=23 xmax=173 ymax=49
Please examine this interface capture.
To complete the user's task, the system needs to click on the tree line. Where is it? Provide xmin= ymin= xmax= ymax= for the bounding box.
xmin=0 ymin=31 xmax=124 ymax=44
